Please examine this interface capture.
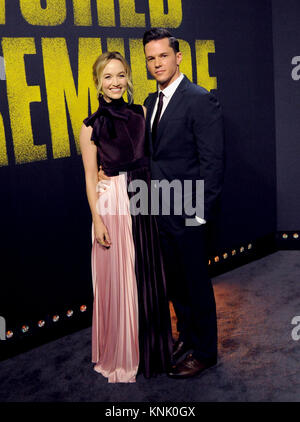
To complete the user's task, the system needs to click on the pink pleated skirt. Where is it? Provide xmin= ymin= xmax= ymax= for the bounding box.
xmin=91 ymin=174 xmax=139 ymax=383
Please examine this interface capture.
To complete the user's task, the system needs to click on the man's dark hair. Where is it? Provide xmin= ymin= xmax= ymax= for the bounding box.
xmin=143 ymin=28 xmax=179 ymax=54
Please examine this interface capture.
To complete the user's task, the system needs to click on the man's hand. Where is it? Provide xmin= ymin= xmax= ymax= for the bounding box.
xmin=97 ymin=165 xmax=111 ymax=193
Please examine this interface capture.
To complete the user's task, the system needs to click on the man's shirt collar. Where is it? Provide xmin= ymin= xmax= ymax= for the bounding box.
xmin=158 ymin=73 xmax=184 ymax=98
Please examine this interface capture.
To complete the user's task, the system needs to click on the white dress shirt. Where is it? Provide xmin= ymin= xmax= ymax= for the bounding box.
xmin=150 ymin=73 xmax=206 ymax=225
xmin=150 ymin=73 xmax=184 ymax=129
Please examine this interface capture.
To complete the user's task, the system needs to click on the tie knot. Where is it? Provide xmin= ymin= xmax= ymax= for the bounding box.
xmin=158 ymin=91 xmax=164 ymax=102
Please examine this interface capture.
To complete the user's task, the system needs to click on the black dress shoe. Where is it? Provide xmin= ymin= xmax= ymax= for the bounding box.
xmin=168 ymin=354 xmax=217 ymax=379
xmin=172 ymin=340 xmax=192 ymax=364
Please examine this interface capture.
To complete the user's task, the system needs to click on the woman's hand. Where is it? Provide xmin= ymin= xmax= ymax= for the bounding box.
xmin=94 ymin=218 xmax=111 ymax=248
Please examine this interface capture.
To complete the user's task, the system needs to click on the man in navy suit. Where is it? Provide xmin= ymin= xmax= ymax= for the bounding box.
xmin=143 ymin=28 xmax=224 ymax=378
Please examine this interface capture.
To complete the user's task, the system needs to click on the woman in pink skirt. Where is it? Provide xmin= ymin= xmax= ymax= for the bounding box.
xmin=79 ymin=52 xmax=172 ymax=383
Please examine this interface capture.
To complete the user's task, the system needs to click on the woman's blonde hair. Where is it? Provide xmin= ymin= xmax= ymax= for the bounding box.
xmin=92 ymin=51 xmax=133 ymax=103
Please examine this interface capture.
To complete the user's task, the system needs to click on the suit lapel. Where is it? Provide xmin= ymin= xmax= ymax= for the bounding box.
xmin=154 ymin=76 xmax=189 ymax=152
xmin=145 ymin=93 xmax=157 ymax=156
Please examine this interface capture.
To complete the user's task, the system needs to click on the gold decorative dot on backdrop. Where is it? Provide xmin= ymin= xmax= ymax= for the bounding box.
xmin=6 ymin=330 xmax=13 ymax=339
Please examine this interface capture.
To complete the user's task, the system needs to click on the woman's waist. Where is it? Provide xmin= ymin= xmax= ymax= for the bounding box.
xmin=102 ymin=156 xmax=149 ymax=176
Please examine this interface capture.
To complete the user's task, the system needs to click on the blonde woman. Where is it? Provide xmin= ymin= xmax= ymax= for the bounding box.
xmin=79 ymin=52 xmax=172 ymax=383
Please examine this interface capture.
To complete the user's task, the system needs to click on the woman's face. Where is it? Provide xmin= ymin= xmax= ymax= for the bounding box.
xmin=101 ymin=59 xmax=127 ymax=102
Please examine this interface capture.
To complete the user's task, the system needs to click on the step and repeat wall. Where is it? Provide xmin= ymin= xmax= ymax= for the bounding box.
xmin=0 ymin=0 xmax=276 ymax=352
xmin=272 ymin=0 xmax=300 ymax=238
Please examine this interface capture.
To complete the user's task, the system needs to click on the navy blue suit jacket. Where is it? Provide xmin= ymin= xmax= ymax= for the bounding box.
xmin=144 ymin=75 xmax=224 ymax=224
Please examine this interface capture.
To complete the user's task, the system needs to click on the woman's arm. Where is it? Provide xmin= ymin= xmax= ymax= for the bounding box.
xmin=142 ymin=105 xmax=147 ymax=118
xmin=79 ymin=124 xmax=111 ymax=247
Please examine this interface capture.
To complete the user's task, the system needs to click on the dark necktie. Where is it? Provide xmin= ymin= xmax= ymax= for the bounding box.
xmin=152 ymin=91 xmax=164 ymax=146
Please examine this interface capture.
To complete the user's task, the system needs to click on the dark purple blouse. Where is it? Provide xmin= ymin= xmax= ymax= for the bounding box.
xmin=83 ymin=96 xmax=148 ymax=176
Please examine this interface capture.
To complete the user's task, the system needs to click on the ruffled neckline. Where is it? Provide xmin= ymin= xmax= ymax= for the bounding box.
xmin=98 ymin=95 xmax=126 ymax=109
xmin=83 ymin=95 xmax=129 ymax=142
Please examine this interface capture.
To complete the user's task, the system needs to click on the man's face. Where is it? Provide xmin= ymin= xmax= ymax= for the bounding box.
xmin=144 ymin=38 xmax=182 ymax=89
